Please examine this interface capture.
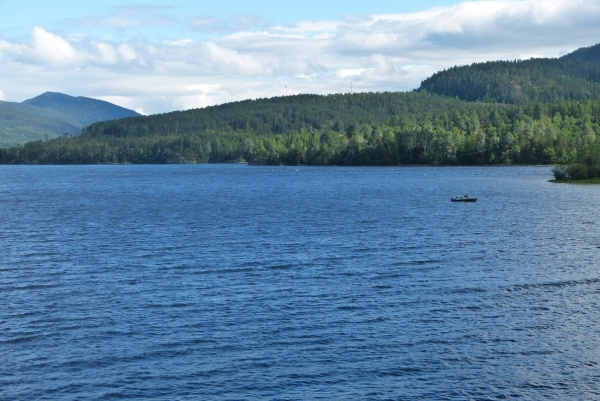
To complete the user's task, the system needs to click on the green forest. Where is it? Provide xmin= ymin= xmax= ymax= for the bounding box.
xmin=1 ymin=43 xmax=600 ymax=172
xmin=1 ymin=92 xmax=599 ymax=168
xmin=419 ymin=58 xmax=600 ymax=104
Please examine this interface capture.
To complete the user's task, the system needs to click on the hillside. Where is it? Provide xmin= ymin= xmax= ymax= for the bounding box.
xmin=23 ymin=92 xmax=140 ymax=127
xmin=0 ymin=102 xmax=81 ymax=148
xmin=561 ymin=43 xmax=600 ymax=62
xmin=0 ymin=92 xmax=140 ymax=147
xmin=80 ymin=92 xmax=476 ymax=138
xmin=1 ymin=91 xmax=599 ymax=166
xmin=419 ymin=44 xmax=600 ymax=104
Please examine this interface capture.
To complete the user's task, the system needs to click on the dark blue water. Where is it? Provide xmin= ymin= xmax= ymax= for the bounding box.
xmin=2 ymin=165 xmax=600 ymax=400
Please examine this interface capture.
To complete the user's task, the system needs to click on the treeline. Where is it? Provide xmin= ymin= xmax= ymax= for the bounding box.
xmin=552 ymin=143 xmax=600 ymax=180
xmin=1 ymin=92 xmax=599 ymax=166
xmin=419 ymin=58 xmax=600 ymax=104
xmin=563 ymin=44 xmax=600 ymax=62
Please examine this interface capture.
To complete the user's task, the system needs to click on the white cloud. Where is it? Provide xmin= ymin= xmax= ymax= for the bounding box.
xmin=188 ymin=14 xmax=263 ymax=33
xmin=189 ymin=16 xmax=231 ymax=33
xmin=74 ymin=5 xmax=175 ymax=28
xmin=25 ymin=27 xmax=85 ymax=65
xmin=0 ymin=40 xmax=10 ymax=63
xmin=200 ymin=41 xmax=267 ymax=75
xmin=117 ymin=43 xmax=140 ymax=63
xmin=96 ymin=43 xmax=119 ymax=65
xmin=164 ymin=39 xmax=194 ymax=47
xmin=337 ymin=69 xmax=365 ymax=78
xmin=231 ymin=14 xmax=262 ymax=29
xmin=0 ymin=0 xmax=600 ymax=114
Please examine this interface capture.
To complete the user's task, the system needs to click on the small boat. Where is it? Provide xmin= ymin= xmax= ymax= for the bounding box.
xmin=451 ymin=195 xmax=477 ymax=202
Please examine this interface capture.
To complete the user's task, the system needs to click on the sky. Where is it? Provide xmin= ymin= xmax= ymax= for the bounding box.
xmin=0 ymin=0 xmax=599 ymax=115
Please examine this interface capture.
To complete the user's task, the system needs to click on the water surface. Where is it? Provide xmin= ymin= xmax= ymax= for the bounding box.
xmin=1 ymin=165 xmax=599 ymax=400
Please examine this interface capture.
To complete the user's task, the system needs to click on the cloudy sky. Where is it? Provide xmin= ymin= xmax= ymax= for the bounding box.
xmin=0 ymin=0 xmax=599 ymax=114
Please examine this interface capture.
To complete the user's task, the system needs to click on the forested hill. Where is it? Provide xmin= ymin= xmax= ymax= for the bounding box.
xmin=0 ymin=92 xmax=140 ymax=148
xmin=82 ymin=92 xmax=475 ymax=138
xmin=562 ymin=43 xmax=600 ymax=62
xmin=419 ymin=44 xmax=600 ymax=104
xmin=0 ymin=101 xmax=81 ymax=148
xmin=2 ymin=91 xmax=599 ymax=167
xmin=23 ymin=92 xmax=140 ymax=127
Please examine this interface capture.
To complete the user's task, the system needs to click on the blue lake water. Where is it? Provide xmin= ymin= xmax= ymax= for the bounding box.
xmin=1 ymin=165 xmax=600 ymax=400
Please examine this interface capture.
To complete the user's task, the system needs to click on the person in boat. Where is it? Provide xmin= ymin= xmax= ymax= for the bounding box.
xmin=464 ymin=195 xmax=469 ymax=198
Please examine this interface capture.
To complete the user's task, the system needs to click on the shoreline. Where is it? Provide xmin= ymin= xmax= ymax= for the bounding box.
xmin=549 ymin=178 xmax=600 ymax=184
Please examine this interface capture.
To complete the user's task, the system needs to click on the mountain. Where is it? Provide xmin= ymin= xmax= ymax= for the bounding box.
xmin=23 ymin=92 xmax=140 ymax=127
xmin=0 ymin=92 xmax=140 ymax=148
xmin=419 ymin=44 xmax=600 ymax=104
xmin=561 ymin=43 xmax=600 ymax=62
xmin=0 ymin=101 xmax=81 ymax=148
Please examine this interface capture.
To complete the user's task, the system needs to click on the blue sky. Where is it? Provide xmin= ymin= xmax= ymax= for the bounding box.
xmin=0 ymin=0 xmax=474 ymax=45
xmin=1 ymin=0 xmax=599 ymax=114
xmin=0 ymin=1 xmax=465 ymax=32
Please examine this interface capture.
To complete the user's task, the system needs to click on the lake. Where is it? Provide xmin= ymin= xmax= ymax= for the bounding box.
xmin=2 ymin=165 xmax=600 ymax=400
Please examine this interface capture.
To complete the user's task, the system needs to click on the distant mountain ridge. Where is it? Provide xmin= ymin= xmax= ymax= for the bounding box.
xmin=0 ymin=102 xmax=81 ymax=147
xmin=23 ymin=92 xmax=140 ymax=127
xmin=419 ymin=43 xmax=600 ymax=104
xmin=0 ymin=92 xmax=140 ymax=148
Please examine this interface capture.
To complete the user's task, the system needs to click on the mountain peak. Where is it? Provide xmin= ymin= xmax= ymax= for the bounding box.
xmin=35 ymin=91 xmax=73 ymax=98
xmin=0 ymin=92 xmax=141 ymax=147
xmin=22 ymin=92 xmax=140 ymax=127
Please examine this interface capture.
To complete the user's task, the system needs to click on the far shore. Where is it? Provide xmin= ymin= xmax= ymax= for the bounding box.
xmin=549 ymin=178 xmax=600 ymax=184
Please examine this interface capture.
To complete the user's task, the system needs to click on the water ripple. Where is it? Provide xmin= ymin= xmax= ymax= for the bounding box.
xmin=2 ymin=165 xmax=600 ymax=400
